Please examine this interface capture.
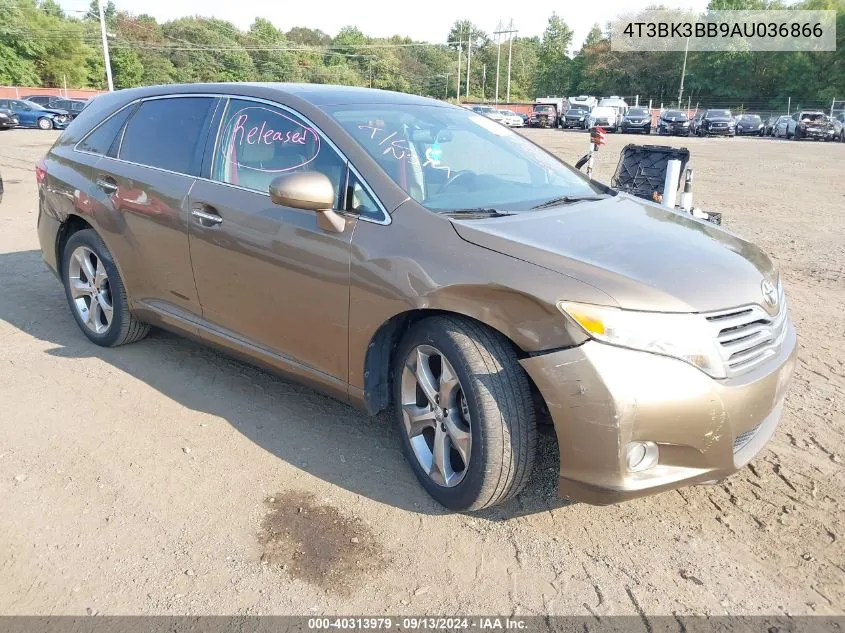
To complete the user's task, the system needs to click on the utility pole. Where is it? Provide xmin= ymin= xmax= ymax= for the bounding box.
xmin=456 ymin=27 xmax=463 ymax=104
xmin=494 ymin=21 xmax=502 ymax=105
xmin=443 ymin=73 xmax=451 ymax=100
xmin=466 ymin=32 xmax=472 ymax=101
xmin=787 ymin=96 xmax=791 ymax=115
xmin=98 ymin=0 xmax=114 ymax=92
xmin=494 ymin=21 xmax=518 ymax=104
xmin=482 ymin=64 xmax=486 ymax=101
xmin=677 ymin=36 xmax=689 ymax=108
xmin=506 ymin=20 xmax=516 ymax=102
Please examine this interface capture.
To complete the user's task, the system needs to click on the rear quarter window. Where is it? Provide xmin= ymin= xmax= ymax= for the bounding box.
xmin=77 ymin=104 xmax=136 ymax=156
xmin=119 ymin=97 xmax=215 ymax=176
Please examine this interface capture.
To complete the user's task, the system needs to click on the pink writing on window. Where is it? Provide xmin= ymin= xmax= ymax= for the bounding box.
xmin=233 ymin=113 xmax=312 ymax=146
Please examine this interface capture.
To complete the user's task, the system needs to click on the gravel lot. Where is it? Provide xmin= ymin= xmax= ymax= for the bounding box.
xmin=0 ymin=127 xmax=842 ymax=616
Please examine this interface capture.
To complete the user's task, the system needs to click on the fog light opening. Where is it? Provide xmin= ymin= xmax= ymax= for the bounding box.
xmin=626 ymin=441 xmax=659 ymax=473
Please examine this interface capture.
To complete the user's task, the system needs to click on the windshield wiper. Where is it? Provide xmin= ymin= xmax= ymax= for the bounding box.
xmin=531 ymin=194 xmax=608 ymax=210
xmin=443 ymin=208 xmax=514 ymax=218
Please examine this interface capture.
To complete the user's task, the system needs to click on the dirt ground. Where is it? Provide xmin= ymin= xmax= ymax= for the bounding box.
xmin=0 ymin=127 xmax=843 ymax=616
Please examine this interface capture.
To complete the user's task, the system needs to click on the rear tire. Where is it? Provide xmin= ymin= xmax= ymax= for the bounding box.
xmin=61 ymin=229 xmax=150 ymax=347
xmin=393 ymin=316 xmax=537 ymax=511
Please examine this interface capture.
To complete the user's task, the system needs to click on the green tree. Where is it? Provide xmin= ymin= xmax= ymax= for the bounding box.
xmin=162 ymin=17 xmax=255 ymax=83
xmin=285 ymin=27 xmax=331 ymax=46
xmin=243 ymin=18 xmax=295 ymax=82
xmin=535 ymin=13 xmax=574 ymax=96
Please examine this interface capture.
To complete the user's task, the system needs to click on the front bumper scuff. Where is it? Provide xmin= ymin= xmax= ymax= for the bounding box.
xmin=520 ymin=322 xmax=797 ymax=505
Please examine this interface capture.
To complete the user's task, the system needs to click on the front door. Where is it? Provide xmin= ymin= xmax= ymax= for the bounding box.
xmin=187 ymin=98 xmax=356 ymax=385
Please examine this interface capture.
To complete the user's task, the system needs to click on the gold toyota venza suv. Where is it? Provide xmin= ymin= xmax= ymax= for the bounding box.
xmin=37 ymin=84 xmax=796 ymax=510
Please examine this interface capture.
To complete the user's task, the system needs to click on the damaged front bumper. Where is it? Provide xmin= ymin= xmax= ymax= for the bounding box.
xmin=520 ymin=323 xmax=797 ymax=505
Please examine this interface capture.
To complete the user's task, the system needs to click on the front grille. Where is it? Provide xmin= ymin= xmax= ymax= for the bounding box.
xmin=733 ymin=422 xmax=762 ymax=452
xmin=704 ymin=282 xmax=789 ymax=377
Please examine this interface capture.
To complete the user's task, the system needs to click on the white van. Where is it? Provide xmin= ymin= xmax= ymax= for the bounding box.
xmin=598 ymin=96 xmax=629 ymax=127
xmin=569 ymin=95 xmax=597 ymax=109
xmin=588 ymin=106 xmax=620 ymax=131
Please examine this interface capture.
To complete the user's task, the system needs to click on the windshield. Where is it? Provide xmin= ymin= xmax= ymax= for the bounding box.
xmin=567 ymin=106 xmax=589 ymax=114
xmin=327 ymin=104 xmax=602 ymax=213
xmin=533 ymin=105 xmax=555 ymax=113
xmin=706 ymin=110 xmax=732 ymax=118
xmin=627 ymin=108 xmax=649 ymax=117
xmin=801 ymin=112 xmax=825 ymax=121
xmin=591 ymin=107 xmax=615 ymax=117
xmin=663 ymin=110 xmax=687 ymax=120
xmin=741 ymin=115 xmax=761 ymax=122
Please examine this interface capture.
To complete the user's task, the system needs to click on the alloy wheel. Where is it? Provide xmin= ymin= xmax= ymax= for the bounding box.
xmin=67 ymin=245 xmax=114 ymax=334
xmin=400 ymin=345 xmax=472 ymax=488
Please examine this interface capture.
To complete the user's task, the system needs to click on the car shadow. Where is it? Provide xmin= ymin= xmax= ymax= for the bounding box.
xmin=1 ymin=249 xmax=570 ymax=520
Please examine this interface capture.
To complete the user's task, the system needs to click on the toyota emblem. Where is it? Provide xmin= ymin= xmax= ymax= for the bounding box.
xmin=761 ymin=279 xmax=778 ymax=308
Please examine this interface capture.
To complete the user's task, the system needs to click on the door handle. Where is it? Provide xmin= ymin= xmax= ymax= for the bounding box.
xmin=191 ymin=205 xmax=223 ymax=227
xmin=96 ymin=176 xmax=118 ymax=195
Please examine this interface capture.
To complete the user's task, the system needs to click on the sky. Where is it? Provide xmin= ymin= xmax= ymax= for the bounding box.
xmin=60 ymin=0 xmax=710 ymax=50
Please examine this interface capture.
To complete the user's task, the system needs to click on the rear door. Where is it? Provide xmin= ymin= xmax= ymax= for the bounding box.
xmin=88 ymin=95 xmax=217 ymax=327
xmin=187 ymin=97 xmax=357 ymax=386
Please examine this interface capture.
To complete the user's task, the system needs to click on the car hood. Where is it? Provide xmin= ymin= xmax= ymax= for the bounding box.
xmin=40 ymin=108 xmax=68 ymax=116
xmin=450 ymin=194 xmax=778 ymax=313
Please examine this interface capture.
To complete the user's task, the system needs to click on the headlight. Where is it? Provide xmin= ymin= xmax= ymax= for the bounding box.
xmin=557 ymin=301 xmax=725 ymax=378
xmin=682 ymin=121 xmax=689 ymax=126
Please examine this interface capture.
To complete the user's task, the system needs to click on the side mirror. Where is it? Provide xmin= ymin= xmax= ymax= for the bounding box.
xmin=268 ymin=171 xmax=345 ymax=233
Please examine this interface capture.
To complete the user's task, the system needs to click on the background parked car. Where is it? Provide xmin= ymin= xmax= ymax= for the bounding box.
xmin=529 ymin=103 xmax=559 ymax=128
xmin=689 ymin=111 xmax=704 ymax=135
xmin=597 ymin=96 xmax=629 ymax=128
xmin=735 ymin=114 xmax=764 ymax=136
xmin=562 ymin=104 xmax=590 ymax=129
xmin=47 ymin=98 xmax=88 ymax=120
xmin=0 ymin=108 xmax=19 ymax=130
xmin=696 ymin=109 xmax=735 ymax=137
xmin=620 ymin=107 xmax=652 ymax=134
xmin=519 ymin=112 xmax=529 ymax=126
xmin=656 ymin=109 xmax=690 ymax=136
xmin=470 ymin=105 xmax=505 ymax=123
xmin=22 ymin=95 xmax=61 ymax=106
xmin=763 ymin=115 xmax=779 ymax=136
xmin=773 ymin=115 xmax=791 ymax=138
xmin=786 ymin=110 xmax=833 ymax=141
xmin=837 ymin=113 xmax=845 ymax=142
xmin=533 ymin=97 xmax=568 ymax=127
xmin=588 ymin=106 xmax=619 ymax=132
xmin=0 ymin=99 xmax=69 ymax=129
xmin=496 ymin=109 xmax=524 ymax=127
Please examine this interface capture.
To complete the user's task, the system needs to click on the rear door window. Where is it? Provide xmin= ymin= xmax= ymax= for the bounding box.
xmin=119 ymin=97 xmax=215 ymax=176
xmin=77 ymin=104 xmax=136 ymax=156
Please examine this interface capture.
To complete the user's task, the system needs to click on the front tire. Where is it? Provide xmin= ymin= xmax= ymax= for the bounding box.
xmin=62 ymin=229 xmax=150 ymax=347
xmin=37 ymin=117 xmax=53 ymax=130
xmin=393 ymin=316 xmax=537 ymax=511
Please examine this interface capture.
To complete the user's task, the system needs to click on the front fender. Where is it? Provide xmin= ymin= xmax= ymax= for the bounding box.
xmin=348 ymin=201 xmax=611 ymax=390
